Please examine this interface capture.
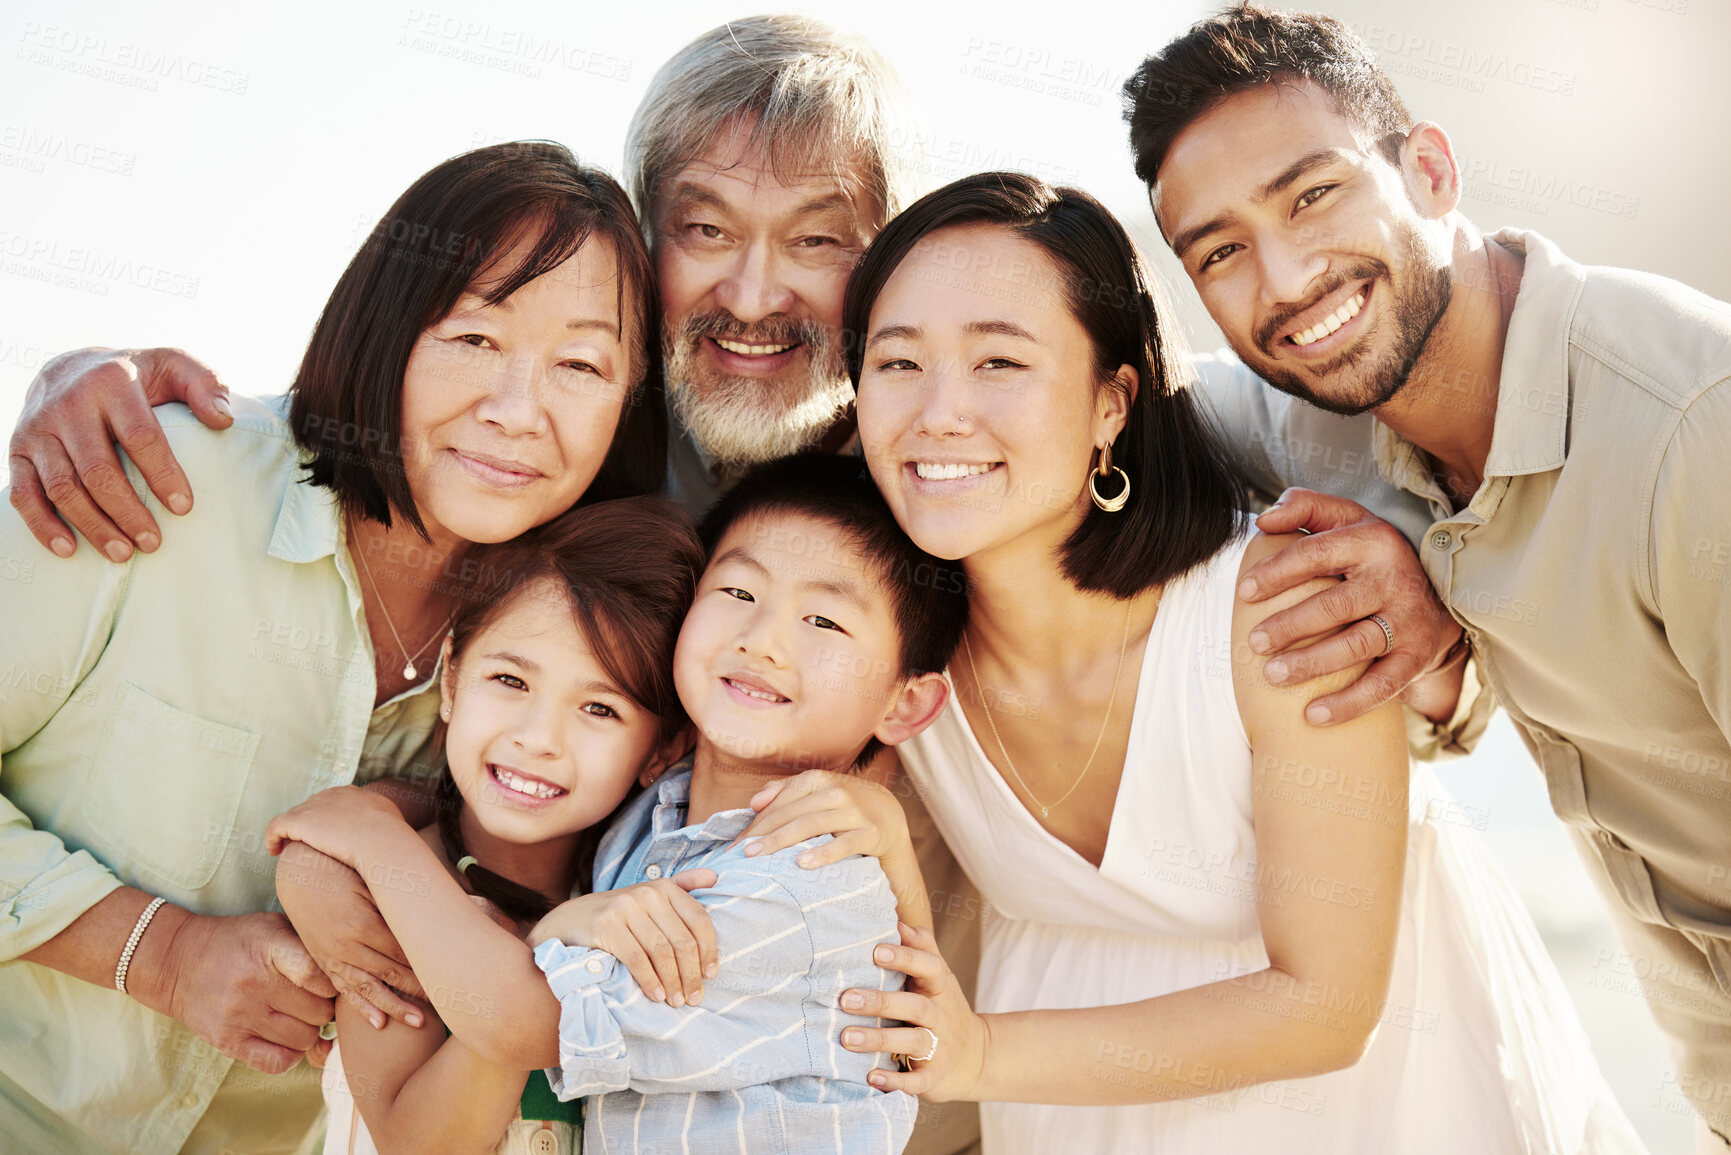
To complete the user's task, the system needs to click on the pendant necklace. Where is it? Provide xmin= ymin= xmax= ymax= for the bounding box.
xmin=353 ymin=543 xmax=449 ymax=681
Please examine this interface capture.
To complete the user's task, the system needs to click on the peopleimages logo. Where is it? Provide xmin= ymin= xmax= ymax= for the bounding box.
xmin=397 ymin=9 xmax=632 ymax=81
xmin=1347 ymin=23 xmax=1578 ymax=96
xmin=0 ymin=231 xmax=200 ymax=299
xmin=16 ymin=23 xmax=251 ymax=94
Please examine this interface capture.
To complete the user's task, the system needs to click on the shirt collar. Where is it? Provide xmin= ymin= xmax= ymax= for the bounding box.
xmin=647 ymin=763 xmax=758 ymax=846
xmin=260 ymin=392 xmax=340 ymax=562
xmin=268 ymin=469 xmax=342 ymax=564
xmin=1480 ymin=228 xmax=1585 ymax=478
xmin=1372 ymin=228 xmax=1584 ymax=494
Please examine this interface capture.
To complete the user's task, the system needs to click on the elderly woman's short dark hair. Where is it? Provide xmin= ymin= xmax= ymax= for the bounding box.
xmin=289 ymin=141 xmax=665 ymax=538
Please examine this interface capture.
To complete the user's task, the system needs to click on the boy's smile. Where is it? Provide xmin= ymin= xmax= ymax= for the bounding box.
xmin=674 ymin=511 xmax=906 ymax=773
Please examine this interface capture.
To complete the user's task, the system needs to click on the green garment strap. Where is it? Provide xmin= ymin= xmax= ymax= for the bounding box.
xmin=518 ymin=1068 xmax=583 ymax=1125
xmin=436 ymin=1023 xmax=583 ymax=1126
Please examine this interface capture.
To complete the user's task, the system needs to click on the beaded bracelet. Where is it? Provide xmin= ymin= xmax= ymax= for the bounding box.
xmin=115 ymin=896 xmax=167 ymax=995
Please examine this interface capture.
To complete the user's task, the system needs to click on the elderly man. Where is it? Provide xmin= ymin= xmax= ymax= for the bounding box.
xmin=1125 ymin=5 xmax=1731 ymax=1150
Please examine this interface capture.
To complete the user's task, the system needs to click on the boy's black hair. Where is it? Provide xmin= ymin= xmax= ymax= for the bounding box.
xmin=698 ymin=453 xmax=969 ymax=764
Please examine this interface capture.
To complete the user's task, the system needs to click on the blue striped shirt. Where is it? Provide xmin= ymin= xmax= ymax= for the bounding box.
xmin=532 ymin=764 xmax=916 ymax=1154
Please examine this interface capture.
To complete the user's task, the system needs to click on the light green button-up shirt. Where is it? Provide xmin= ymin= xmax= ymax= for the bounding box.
xmin=1200 ymin=229 xmax=1731 ymax=1118
xmin=0 ymin=393 xmax=442 ymax=1154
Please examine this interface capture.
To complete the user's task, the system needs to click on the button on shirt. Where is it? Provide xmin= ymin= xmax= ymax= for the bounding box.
xmin=1201 ymin=228 xmax=1731 ymax=1051
xmin=533 ymin=763 xmax=916 ymax=1154
xmin=0 ymin=394 xmax=442 ymax=1154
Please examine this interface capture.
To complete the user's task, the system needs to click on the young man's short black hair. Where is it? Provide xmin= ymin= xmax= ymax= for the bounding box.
xmin=698 ymin=452 xmax=969 ymax=682
xmin=1122 ymin=4 xmax=1413 ymax=186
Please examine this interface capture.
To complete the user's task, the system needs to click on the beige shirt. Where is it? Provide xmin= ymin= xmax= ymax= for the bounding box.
xmin=1202 ymin=228 xmax=1731 ymax=1066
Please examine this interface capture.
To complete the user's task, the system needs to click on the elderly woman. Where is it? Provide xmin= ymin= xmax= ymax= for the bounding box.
xmin=832 ymin=173 xmax=1644 ymax=1154
xmin=0 ymin=141 xmax=661 ymax=1155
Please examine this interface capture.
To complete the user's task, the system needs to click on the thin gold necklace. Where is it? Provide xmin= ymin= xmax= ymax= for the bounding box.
xmin=352 ymin=541 xmax=449 ymax=682
xmin=962 ymin=600 xmax=1134 ymax=820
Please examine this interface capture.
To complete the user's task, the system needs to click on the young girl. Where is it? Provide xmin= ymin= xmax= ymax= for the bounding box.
xmin=284 ymin=496 xmax=707 ymax=1155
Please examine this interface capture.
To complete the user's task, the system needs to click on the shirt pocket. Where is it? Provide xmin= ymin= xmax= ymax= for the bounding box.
xmin=80 ymin=681 xmax=260 ymax=892
xmin=1678 ymin=927 xmax=1731 ymax=1002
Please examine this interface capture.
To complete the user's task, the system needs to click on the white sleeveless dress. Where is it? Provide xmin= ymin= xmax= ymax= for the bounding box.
xmin=899 ymin=530 xmax=1646 ymax=1154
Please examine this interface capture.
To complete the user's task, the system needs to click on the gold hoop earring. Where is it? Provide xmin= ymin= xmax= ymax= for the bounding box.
xmin=1089 ymin=443 xmax=1130 ymax=513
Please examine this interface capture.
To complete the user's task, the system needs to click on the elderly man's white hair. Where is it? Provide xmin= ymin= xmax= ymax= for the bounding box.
xmin=625 ymin=14 xmax=923 ymax=233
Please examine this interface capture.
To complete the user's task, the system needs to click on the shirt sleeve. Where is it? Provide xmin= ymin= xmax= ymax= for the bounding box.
xmin=533 ymin=850 xmax=901 ymax=1099
xmin=1190 ymin=355 xmax=1290 ymax=506
xmin=1650 ymin=377 xmax=1731 ymax=743
xmin=0 ymin=489 xmax=132 ymax=959
xmin=1403 ymin=653 xmax=1497 ymax=762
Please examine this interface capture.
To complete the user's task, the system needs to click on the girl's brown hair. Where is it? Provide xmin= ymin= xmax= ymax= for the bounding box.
xmin=436 ymin=496 xmax=702 ymax=923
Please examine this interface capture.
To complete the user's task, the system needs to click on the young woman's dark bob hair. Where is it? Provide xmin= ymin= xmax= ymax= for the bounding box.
xmin=842 ymin=171 xmax=1247 ymax=598
xmin=289 ymin=141 xmax=666 ymax=539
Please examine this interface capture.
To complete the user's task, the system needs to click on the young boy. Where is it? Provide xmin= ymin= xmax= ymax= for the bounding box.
xmin=530 ymin=453 xmax=967 ymax=1153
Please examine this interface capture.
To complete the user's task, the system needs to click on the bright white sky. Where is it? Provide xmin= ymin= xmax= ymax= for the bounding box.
xmin=2 ymin=1 xmax=1724 ymax=1148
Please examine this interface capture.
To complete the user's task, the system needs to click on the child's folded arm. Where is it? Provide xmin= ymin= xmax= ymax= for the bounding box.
xmin=356 ymin=832 xmax=562 ymax=1071
xmin=268 ymin=787 xmax=561 ymax=1070
xmin=534 ymin=850 xmax=901 ymax=1099
xmin=336 ymin=991 xmax=525 ymax=1155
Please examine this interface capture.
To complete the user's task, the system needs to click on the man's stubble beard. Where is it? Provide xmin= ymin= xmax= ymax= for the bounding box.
xmin=664 ymin=309 xmax=854 ymax=467
xmin=1243 ymin=221 xmax=1454 ymax=418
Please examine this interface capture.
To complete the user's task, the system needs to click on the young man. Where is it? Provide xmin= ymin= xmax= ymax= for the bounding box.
xmin=1125 ymin=6 xmax=1731 ymax=1148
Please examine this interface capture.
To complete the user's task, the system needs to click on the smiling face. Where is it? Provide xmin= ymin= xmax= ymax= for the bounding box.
xmin=398 ymin=235 xmax=637 ymax=551
xmin=1154 ymin=79 xmax=1452 ymax=416
xmin=440 ymin=578 xmax=667 ymax=845
xmin=673 ymin=511 xmax=907 ymax=770
xmin=853 ymin=223 xmax=1130 ymax=565
xmin=653 ymin=128 xmax=876 ymax=466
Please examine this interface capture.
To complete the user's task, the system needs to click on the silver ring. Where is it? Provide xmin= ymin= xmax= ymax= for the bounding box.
xmin=911 ymin=1027 xmax=938 ymax=1063
xmin=1367 ymin=614 xmax=1394 ymax=657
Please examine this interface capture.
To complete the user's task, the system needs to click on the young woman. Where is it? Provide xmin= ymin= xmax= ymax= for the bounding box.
xmin=823 ymin=173 xmax=1644 ymax=1153
xmin=0 ymin=141 xmax=662 ymax=1154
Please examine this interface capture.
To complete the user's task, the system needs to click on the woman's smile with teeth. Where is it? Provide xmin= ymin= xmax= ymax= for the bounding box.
xmin=490 ymin=764 xmax=566 ymax=799
xmin=714 ymin=338 xmax=795 ymax=356
xmin=1287 ymin=290 xmax=1365 ymax=346
xmin=914 ymin=462 xmax=998 ymax=480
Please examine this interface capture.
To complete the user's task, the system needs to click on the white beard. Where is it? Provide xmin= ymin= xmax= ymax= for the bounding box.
xmin=664 ymin=342 xmax=853 ymax=467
